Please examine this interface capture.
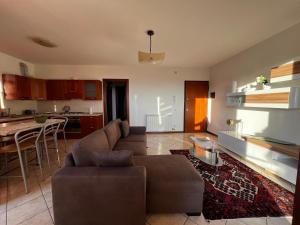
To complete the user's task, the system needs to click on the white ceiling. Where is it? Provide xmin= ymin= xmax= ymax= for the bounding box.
xmin=1 ymin=0 xmax=300 ymax=67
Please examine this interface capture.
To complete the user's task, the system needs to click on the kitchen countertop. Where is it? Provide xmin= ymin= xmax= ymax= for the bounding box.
xmin=0 ymin=116 xmax=34 ymax=123
xmin=0 ymin=112 xmax=103 ymax=123
xmin=43 ymin=112 xmax=103 ymax=117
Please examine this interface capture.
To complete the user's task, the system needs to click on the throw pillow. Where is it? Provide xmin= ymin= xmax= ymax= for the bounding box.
xmin=120 ymin=120 xmax=130 ymax=137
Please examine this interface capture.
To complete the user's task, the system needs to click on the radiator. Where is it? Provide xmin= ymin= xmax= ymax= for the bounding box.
xmin=146 ymin=114 xmax=173 ymax=132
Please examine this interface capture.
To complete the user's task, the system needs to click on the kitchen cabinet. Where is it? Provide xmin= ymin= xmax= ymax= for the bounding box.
xmin=2 ymin=74 xmax=102 ymax=101
xmin=2 ymin=74 xmax=31 ymax=100
xmin=30 ymin=78 xmax=47 ymax=100
xmin=65 ymin=80 xmax=84 ymax=99
xmin=46 ymin=80 xmax=67 ymax=100
xmin=84 ymin=80 xmax=102 ymax=100
xmin=80 ymin=115 xmax=103 ymax=136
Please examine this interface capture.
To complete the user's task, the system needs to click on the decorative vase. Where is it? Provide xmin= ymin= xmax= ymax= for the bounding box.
xmin=256 ymin=83 xmax=265 ymax=90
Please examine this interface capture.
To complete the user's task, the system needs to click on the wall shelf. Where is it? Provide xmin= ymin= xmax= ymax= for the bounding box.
xmin=270 ymin=60 xmax=300 ymax=83
xmin=226 ymin=87 xmax=300 ymax=109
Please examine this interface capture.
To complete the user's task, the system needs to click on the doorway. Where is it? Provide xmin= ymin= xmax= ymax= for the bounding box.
xmin=103 ymin=79 xmax=129 ymax=125
xmin=184 ymin=81 xmax=209 ymax=132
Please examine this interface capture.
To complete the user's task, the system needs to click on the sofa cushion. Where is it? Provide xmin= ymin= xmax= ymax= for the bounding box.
xmin=114 ymin=141 xmax=147 ymax=156
xmin=79 ymin=128 xmax=111 ymax=151
xmin=72 ymin=149 xmax=133 ymax=167
xmin=104 ymin=120 xmax=122 ymax=149
xmin=93 ymin=150 xmax=133 ymax=167
xmin=120 ymin=120 xmax=130 ymax=137
xmin=133 ymin=155 xmax=204 ymax=213
xmin=119 ymin=134 xmax=146 ymax=143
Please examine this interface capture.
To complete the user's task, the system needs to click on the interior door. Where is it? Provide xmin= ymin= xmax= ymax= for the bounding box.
xmin=184 ymin=81 xmax=209 ymax=132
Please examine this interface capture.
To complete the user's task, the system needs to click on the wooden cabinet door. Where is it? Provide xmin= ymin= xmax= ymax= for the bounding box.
xmin=30 ymin=78 xmax=47 ymax=100
xmin=19 ymin=76 xmax=31 ymax=99
xmin=84 ymin=80 xmax=102 ymax=100
xmin=184 ymin=81 xmax=209 ymax=132
xmin=2 ymin=74 xmax=31 ymax=100
xmin=46 ymin=80 xmax=67 ymax=100
xmin=2 ymin=74 xmax=19 ymax=100
xmin=80 ymin=115 xmax=103 ymax=136
xmin=65 ymin=80 xmax=84 ymax=99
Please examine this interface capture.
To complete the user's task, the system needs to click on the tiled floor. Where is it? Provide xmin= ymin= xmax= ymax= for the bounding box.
xmin=0 ymin=133 xmax=294 ymax=225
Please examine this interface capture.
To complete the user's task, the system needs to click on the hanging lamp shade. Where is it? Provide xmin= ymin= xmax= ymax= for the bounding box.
xmin=138 ymin=30 xmax=165 ymax=64
xmin=138 ymin=51 xmax=165 ymax=64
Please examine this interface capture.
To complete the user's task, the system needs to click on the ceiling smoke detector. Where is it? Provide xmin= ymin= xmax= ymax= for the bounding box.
xmin=29 ymin=36 xmax=57 ymax=48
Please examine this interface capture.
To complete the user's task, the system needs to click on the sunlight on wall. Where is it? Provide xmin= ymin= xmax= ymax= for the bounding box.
xmin=236 ymin=109 xmax=270 ymax=135
xmin=194 ymin=98 xmax=201 ymax=130
xmin=156 ymin=96 xmax=162 ymax=125
xmin=207 ymin=98 xmax=212 ymax=124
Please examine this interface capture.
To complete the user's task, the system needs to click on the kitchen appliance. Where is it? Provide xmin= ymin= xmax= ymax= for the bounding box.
xmin=65 ymin=116 xmax=81 ymax=133
xmin=0 ymin=108 xmax=10 ymax=117
xmin=62 ymin=105 xmax=71 ymax=113
xmin=23 ymin=109 xmax=36 ymax=115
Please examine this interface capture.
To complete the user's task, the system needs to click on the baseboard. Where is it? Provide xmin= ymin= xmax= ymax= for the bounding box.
xmin=146 ymin=131 xmax=184 ymax=134
xmin=206 ymin=130 xmax=218 ymax=137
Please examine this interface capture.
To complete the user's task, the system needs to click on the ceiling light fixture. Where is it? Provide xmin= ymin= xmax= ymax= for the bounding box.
xmin=138 ymin=30 xmax=165 ymax=64
xmin=29 ymin=36 xmax=57 ymax=48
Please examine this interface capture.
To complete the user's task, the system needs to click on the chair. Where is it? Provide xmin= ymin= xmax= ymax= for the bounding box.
xmin=50 ymin=116 xmax=68 ymax=152
xmin=43 ymin=122 xmax=62 ymax=168
xmin=0 ymin=126 xmax=44 ymax=193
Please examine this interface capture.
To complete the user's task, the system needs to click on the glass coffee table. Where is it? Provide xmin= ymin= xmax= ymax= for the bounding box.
xmin=190 ymin=136 xmax=223 ymax=167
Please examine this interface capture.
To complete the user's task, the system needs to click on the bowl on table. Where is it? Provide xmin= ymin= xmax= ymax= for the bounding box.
xmin=34 ymin=116 xmax=48 ymax=124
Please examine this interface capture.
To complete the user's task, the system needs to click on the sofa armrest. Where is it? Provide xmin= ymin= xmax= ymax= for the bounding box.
xmin=130 ymin=126 xmax=146 ymax=135
xmin=52 ymin=166 xmax=146 ymax=225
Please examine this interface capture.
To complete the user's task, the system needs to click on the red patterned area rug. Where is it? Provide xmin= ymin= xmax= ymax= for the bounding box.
xmin=170 ymin=149 xmax=294 ymax=220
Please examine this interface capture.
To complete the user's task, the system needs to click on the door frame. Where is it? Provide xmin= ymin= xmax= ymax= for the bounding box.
xmin=183 ymin=80 xmax=209 ymax=133
xmin=103 ymin=79 xmax=129 ymax=125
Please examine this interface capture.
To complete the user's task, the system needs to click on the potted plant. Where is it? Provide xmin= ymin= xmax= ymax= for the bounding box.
xmin=256 ymin=74 xmax=268 ymax=90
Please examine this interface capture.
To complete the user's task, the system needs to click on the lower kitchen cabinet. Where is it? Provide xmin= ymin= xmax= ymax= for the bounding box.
xmin=64 ymin=115 xmax=103 ymax=139
xmin=80 ymin=115 xmax=103 ymax=137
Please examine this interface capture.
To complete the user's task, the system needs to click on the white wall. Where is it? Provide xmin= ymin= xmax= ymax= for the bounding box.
xmin=208 ymin=22 xmax=300 ymax=144
xmin=34 ymin=65 xmax=209 ymax=131
xmin=0 ymin=51 xmax=37 ymax=114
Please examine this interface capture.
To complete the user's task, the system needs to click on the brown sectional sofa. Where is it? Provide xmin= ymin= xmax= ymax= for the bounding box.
xmin=52 ymin=119 xmax=204 ymax=225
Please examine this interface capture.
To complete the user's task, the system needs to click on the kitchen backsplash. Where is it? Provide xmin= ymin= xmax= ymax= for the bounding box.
xmin=37 ymin=100 xmax=103 ymax=113
xmin=5 ymin=100 xmax=38 ymax=115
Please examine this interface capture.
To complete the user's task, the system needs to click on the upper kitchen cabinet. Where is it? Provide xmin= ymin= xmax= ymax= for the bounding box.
xmin=30 ymin=78 xmax=47 ymax=100
xmin=46 ymin=80 xmax=67 ymax=100
xmin=2 ymin=74 xmax=102 ymax=101
xmin=65 ymin=80 xmax=84 ymax=99
xmin=84 ymin=80 xmax=102 ymax=100
xmin=2 ymin=74 xmax=31 ymax=100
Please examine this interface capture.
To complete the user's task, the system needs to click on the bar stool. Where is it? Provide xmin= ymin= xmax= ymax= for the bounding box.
xmin=0 ymin=126 xmax=44 ymax=193
xmin=42 ymin=122 xmax=62 ymax=168
xmin=50 ymin=116 xmax=68 ymax=152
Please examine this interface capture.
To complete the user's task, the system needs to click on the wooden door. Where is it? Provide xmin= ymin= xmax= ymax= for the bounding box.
xmin=184 ymin=81 xmax=209 ymax=132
